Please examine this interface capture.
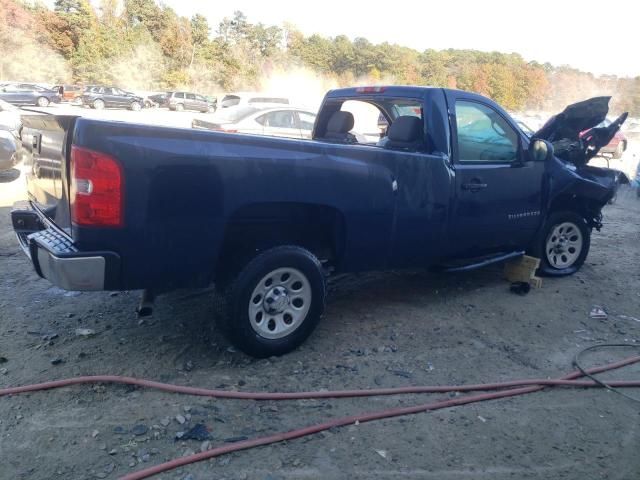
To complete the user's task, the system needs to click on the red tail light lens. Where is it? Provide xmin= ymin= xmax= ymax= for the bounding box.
xmin=70 ymin=145 xmax=124 ymax=227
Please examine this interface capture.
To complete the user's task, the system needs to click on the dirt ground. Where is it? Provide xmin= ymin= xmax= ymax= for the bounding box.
xmin=1 ymin=160 xmax=639 ymax=480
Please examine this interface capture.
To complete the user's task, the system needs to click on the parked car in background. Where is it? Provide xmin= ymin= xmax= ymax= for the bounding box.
xmin=0 ymin=83 xmax=61 ymax=107
xmin=166 ymin=92 xmax=214 ymax=112
xmin=147 ymin=92 xmax=168 ymax=106
xmin=81 ymin=86 xmax=144 ymax=110
xmin=220 ymin=92 xmax=289 ymax=109
xmin=53 ymin=85 xmax=83 ymax=102
xmin=205 ymin=96 xmax=218 ymax=111
xmin=582 ymin=118 xmax=627 ymax=158
xmin=192 ymin=105 xmax=316 ymax=139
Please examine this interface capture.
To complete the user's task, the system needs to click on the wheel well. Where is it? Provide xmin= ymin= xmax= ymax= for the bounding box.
xmin=214 ymin=202 xmax=346 ymax=285
xmin=547 ymin=195 xmax=603 ymax=229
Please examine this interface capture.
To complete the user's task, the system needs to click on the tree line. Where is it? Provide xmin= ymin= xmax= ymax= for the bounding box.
xmin=2 ymin=0 xmax=639 ymax=114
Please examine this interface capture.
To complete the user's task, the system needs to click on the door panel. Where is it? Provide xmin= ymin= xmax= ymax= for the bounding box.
xmin=448 ymin=96 xmax=545 ymax=257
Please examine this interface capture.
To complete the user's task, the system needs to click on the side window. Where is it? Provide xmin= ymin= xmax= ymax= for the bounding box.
xmin=186 ymin=93 xmax=196 ymax=100
xmin=176 ymin=92 xmax=185 ymax=99
xmin=196 ymin=95 xmax=206 ymax=102
xmin=103 ymin=88 xmax=113 ymax=95
xmin=260 ymin=110 xmax=296 ymax=128
xmin=455 ymin=101 xmax=519 ymax=162
xmin=298 ymin=112 xmax=316 ymax=130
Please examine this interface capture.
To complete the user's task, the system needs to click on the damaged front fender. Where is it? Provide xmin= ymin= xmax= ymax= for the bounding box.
xmin=547 ymin=158 xmax=626 ymax=230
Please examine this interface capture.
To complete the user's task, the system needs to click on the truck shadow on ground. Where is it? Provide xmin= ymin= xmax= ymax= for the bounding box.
xmin=136 ymin=264 xmax=513 ymax=372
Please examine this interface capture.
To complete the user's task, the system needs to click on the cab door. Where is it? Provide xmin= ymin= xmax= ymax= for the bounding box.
xmin=447 ymin=94 xmax=545 ymax=257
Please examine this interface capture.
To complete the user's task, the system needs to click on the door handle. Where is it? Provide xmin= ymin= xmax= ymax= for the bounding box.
xmin=461 ymin=182 xmax=487 ymax=192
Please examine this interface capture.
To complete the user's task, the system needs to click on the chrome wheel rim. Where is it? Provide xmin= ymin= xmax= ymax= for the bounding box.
xmin=545 ymin=221 xmax=583 ymax=269
xmin=94 ymin=100 xmax=104 ymax=109
xmin=37 ymin=97 xmax=49 ymax=107
xmin=248 ymin=267 xmax=311 ymax=340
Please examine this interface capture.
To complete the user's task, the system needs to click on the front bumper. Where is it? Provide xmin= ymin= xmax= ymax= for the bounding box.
xmin=11 ymin=205 xmax=120 ymax=291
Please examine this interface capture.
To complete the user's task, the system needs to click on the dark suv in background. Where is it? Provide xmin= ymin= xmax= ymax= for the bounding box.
xmin=81 ymin=86 xmax=145 ymax=110
xmin=166 ymin=92 xmax=214 ymax=112
xmin=0 ymin=83 xmax=61 ymax=107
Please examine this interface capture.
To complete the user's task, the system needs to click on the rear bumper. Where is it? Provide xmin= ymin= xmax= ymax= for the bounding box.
xmin=11 ymin=204 xmax=120 ymax=291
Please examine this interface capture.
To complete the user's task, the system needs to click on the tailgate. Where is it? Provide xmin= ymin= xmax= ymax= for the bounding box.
xmin=20 ymin=114 xmax=77 ymax=233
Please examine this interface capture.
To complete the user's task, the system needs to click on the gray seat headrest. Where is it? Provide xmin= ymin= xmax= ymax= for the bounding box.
xmin=327 ymin=111 xmax=355 ymax=134
xmin=387 ymin=116 xmax=422 ymax=143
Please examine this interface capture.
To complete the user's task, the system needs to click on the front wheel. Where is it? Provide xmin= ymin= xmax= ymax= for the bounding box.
xmin=130 ymin=101 xmax=141 ymax=111
xmin=532 ymin=211 xmax=591 ymax=276
xmin=93 ymin=99 xmax=105 ymax=110
xmin=175 ymin=103 xmax=184 ymax=111
xmin=221 ymin=246 xmax=326 ymax=358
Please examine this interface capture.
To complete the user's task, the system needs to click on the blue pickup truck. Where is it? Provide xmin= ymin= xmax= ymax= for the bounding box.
xmin=11 ymin=86 xmax=627 ymax=357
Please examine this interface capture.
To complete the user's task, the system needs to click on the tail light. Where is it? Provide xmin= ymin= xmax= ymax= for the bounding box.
xmin=70 ymin=145 xmax=124 ymax=227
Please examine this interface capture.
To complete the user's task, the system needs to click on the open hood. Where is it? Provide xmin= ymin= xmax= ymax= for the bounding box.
xmin=534 ymin=97 xmax=628 ymax=165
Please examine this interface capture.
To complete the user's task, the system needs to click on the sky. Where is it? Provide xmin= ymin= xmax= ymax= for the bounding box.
xmin=159 ymin=0 xmax=640 ymax=77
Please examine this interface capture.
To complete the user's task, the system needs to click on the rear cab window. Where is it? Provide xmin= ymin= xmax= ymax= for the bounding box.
xmin=316 ymin=97 xmax=426 ymax=150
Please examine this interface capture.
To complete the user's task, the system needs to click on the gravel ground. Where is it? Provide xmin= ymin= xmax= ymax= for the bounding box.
xmin=0 ymin=144 xmax=639 ymax=480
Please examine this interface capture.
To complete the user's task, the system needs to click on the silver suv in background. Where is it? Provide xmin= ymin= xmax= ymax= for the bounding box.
xmin=166 ymin=92 xmax=214 ymax=112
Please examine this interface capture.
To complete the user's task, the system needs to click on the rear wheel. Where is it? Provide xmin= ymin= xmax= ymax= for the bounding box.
xmin=36 ymin=96 xmax=50 ymax=107
xmin=130 ymin=101 xmax=141 ymax=111
xmin=532 ymin=211 xmax=590 ymax=276
xmin=93 ymin=99 xmax=105 ymax=110
xmin=221 ymin=246 xmax=326 ymax=358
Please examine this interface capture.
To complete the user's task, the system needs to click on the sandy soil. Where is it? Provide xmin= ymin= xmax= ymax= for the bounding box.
xmin=0 ymin=135 xmax=639 ymax=480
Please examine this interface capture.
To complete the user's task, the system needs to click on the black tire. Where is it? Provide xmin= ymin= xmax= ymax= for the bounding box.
xmin=93 ymin=99 xmax=105 ymax=110
xmin=130 ymin=101 xmax=141 ymax=111
xmin=532 ymin=211 xmax=591 ymax=277
xmin=175 ymin=103 xmax=185 ymax=111
xmin=221 ymin=246 xmax=326 ymax=358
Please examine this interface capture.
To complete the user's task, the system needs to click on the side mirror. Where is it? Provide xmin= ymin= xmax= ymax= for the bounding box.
xmin=529 ymin=138 xmax=554 ymax=162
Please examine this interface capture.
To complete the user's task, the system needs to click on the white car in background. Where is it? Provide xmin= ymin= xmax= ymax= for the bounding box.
xmin=192 ymin=105 xmax=317 ymax=139
xmin=219 ymin=92 xmax=290 ymax=109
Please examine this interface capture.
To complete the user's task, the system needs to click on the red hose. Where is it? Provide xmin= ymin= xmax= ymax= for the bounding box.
xmin=2 ymin=355 xmax=639 ymax=480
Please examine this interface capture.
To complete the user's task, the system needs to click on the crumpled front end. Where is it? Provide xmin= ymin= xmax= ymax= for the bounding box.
xmin=535 ymin=96 xmax=628 ymax=166
xmin=537 ymin=96 xmax=629 ymax=227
